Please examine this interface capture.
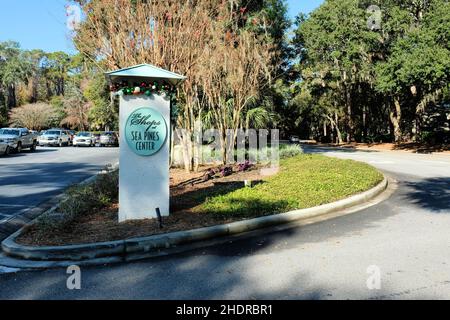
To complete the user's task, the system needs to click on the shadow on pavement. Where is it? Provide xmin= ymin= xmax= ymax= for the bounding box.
xmin=0 ymin=177 xmax=440 ymax=300
xmin=0 ymin=161 xmax=101 ymax=218
xmin=0 ymin=148 xmax=57 ymax=158
xmin=394 ymin=142 xmax=450 ymax=154
xmin=404 ymin=177 xmax=450 ymax=213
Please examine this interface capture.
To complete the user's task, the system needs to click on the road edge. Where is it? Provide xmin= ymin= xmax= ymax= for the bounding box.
xmin=1 ymin=175 xmax=389 ymax=269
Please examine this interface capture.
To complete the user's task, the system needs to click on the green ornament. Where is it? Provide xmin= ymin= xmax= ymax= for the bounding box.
xmin=145 ymin=90 xmax=152 ymax=96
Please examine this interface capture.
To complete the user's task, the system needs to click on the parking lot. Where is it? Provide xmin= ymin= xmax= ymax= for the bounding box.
xmin=0 ymin=146 xmax=119 ymax=222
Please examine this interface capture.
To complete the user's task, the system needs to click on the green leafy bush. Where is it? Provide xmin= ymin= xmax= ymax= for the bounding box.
xmin=279 ymin=144 xmax=303 ymax=159
xmin=35 ymin=170 xmax=119 ymax=233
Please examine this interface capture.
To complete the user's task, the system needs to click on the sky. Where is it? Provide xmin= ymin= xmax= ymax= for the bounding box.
xmin=0 ymin=0 xmax=324 ymax=54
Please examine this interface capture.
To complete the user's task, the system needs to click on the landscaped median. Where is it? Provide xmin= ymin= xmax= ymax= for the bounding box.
xmin=1 ymin=154 xmax=388 ymax=267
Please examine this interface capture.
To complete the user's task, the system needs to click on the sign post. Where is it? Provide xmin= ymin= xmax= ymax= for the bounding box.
xmin=106 ymin=64 xmax=185 ymax=222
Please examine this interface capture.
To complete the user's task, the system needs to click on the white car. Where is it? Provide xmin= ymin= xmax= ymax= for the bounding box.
xmin=73 ymin=132 xmax=95 ymax=147
xmin=39 ymin=129 xmax=71 ymax=147
xmin=0 ymin=141 xmax=11 ymax=155
xmin=289 ymin=135 xmax=300 ymax=144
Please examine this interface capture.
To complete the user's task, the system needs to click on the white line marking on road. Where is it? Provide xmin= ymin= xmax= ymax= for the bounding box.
xmin=0 ymin=204 xmax=28 ymax=208
xmin=0 ymin=266 xmax=21 ymax=274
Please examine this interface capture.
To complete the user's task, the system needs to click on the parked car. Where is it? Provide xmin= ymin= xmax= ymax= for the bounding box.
xmin=37 ymin=130 xmax=46 ymax=146
xmin=0 ymin=141 xmax=11 ymax=155
xmin=38 ymin=129 xmax=71 ymax=147
xmin=93 ymin=133 xmax=101 ymax=146
xmin=289 ymin=135 xmax=300 ymax=144
xmin=73 ymin=132 xmax=96 ymax=147
xmin=99 ymin=132 xmax=119 ymax=147
xmin=0 ymin=128 xmax=38 ymax=153
xmin=67 ymin=130 xmax=76 ymax=146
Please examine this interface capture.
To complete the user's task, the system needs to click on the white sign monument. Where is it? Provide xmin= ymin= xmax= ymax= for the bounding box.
xmin=106 ymin=64 xmax=185 ymax=222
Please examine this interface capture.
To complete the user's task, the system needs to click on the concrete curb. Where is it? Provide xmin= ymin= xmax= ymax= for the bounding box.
xmin=1 ymin=176 xmax=388 ymax=268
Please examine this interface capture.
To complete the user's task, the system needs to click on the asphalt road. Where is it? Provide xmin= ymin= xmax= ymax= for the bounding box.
xmin=0 ymin=146 xmax=449 ymax=299
xmin=0 ymin=147 xmax=119 ymax=222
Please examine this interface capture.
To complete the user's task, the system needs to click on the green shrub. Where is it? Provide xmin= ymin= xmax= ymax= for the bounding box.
xmin=279 ymin=144 xmax=303 ymax=159
xmin=366 ymin=134 xmax=393 ymax=144
xmin=34 ymin=170 xmax=119 ymax=233
xmin=418 ymin=131 xmax=450 ymax=144
xmin=418 ymin=131 xmax=435 ymax=144
xmin=234 ymin=144 xmax=302 ymax=163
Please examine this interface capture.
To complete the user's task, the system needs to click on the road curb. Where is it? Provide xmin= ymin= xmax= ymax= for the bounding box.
xmin=0 ymin=176 xmax=388 ymax=269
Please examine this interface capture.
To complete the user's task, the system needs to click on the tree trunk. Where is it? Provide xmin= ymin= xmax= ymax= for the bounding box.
xmin=46 ymin=81 xmax=52 ymax=99
xmin=170 ymin=125 xmax=175 ymax=168
xmin=390 ymin=98 xmax=402 ymax=143
xmin=182 ymin=131 xmax=193 ymax=173
xmin=220 ymin=128 xmax=228 ymax=165
xmin=362 ymin=105 xmax=367 ymax=143
xmin=175 ymin=128 xmax=193 ymax=173
xmin=7 ymin=84 xmax=16 ymax=109
xmin=31 ymin=79 xmax=38 ymax=103
xmin=326 ymin=113 xmax=343 ymax=145
xmin=335 ymin=112 xmax=343 ymax=145
xmin=346 ymin=87 xmax=354 ymax=143
xmin=193 ymin=119 xmax=202 ymax=172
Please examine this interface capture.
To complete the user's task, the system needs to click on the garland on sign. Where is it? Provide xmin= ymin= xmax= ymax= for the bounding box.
xmin=110 ymin=81 xmax=179 ymax=121
xmin=109 ymin=81 xmax=177 ymax=97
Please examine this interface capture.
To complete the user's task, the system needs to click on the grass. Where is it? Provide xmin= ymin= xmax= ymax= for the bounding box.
xmin=197 ymin=154 xmax=383 ymax=218
xmin=20 ymin=154 xmax=383 ymax=246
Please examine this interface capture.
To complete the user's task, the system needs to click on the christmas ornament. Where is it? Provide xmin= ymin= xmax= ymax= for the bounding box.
xmin=109 ymin=81 xmax=176 ymax=103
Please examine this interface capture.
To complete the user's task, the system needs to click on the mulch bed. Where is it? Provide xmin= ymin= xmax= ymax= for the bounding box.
xmin=18 ymin=165 xmax=271 ymax=246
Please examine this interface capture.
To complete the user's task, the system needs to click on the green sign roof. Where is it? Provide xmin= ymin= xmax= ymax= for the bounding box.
xmin=106 ymin=64 xmax=186 ymax=85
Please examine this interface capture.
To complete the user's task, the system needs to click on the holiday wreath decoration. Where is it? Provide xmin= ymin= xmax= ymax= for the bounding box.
xmin=109 ymin=80 xmax=177 ymax=97
xmin=109 ymin=80 xmax=179 ymax=121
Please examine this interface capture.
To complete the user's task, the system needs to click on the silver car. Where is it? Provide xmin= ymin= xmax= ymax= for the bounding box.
xmin=73 ymin=132 xmax=95 ymax=147
xmin=0 ymin=128 xmax=38 ymax=153
xmin=39 ymin=129 xmax=71 ymax=147
xmin=99 ymin=132 xmax=119 ymax=147
xmin=0 ymin=129 xmax=19 ymax=154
